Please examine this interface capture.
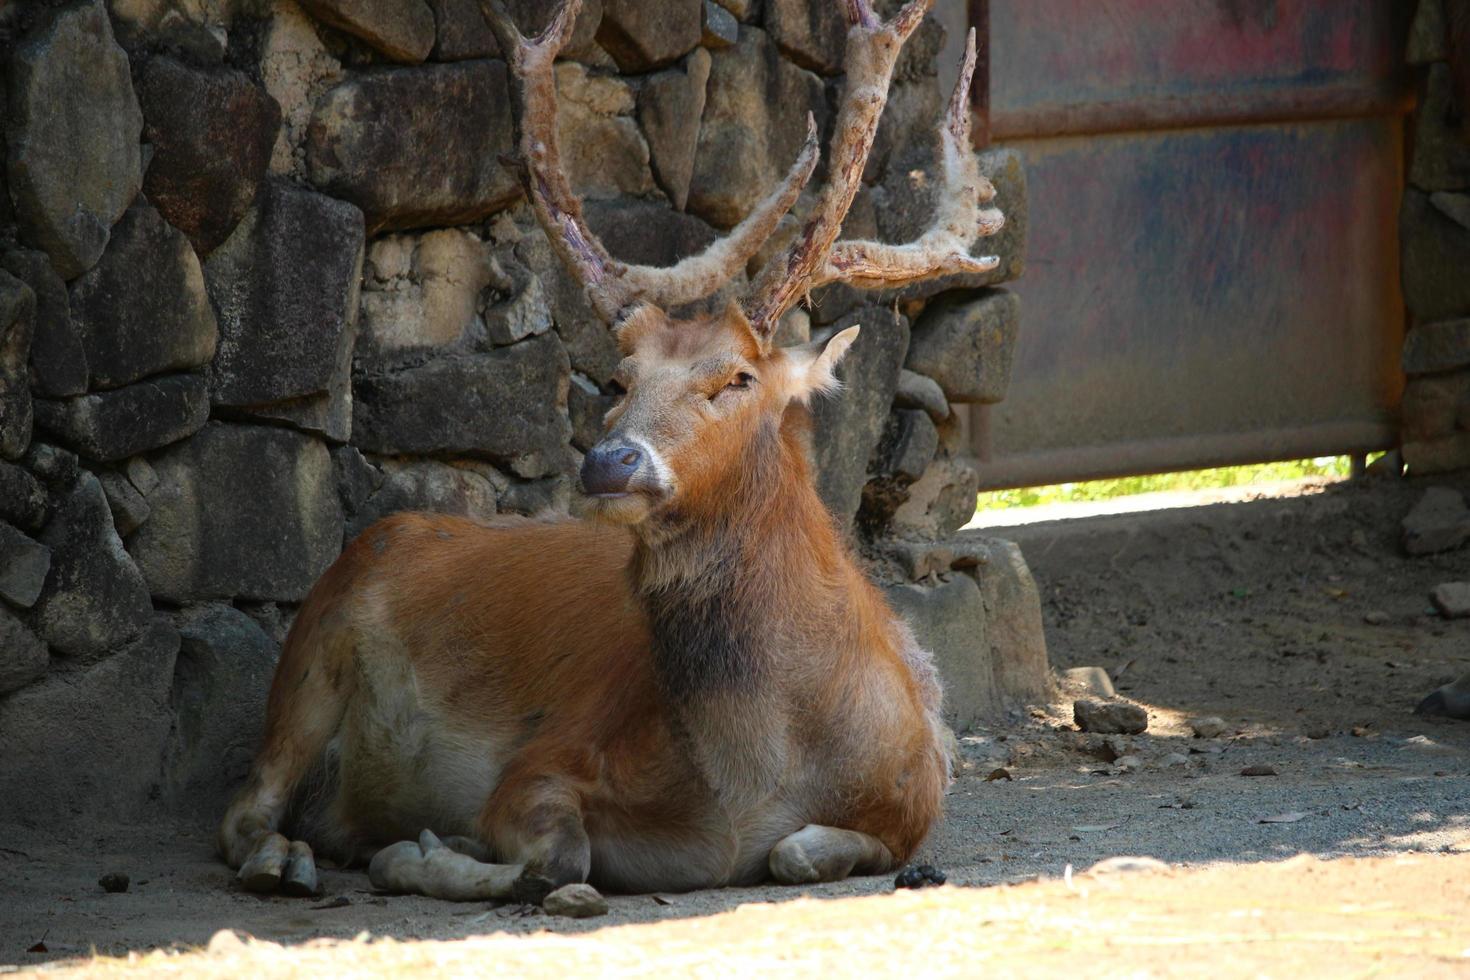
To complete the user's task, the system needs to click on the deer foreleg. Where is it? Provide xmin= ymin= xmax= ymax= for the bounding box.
xmin=368 ymin=830 xmax=525 ymax=901
xmin=478 ymin=771 xmax=592 ymax=904
xmin=768 ymin=824 xmax=894 ymax=885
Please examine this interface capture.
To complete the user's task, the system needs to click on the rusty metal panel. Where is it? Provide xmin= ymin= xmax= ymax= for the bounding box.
xmin=990 ymin=0 xmax=1410 ymax=137
xmin=976 ymin=0 xmax=1409 ymax=489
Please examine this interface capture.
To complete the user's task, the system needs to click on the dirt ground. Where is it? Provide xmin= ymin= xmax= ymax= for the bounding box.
xmin=3 ymin=472 xmax=1469 ymax=976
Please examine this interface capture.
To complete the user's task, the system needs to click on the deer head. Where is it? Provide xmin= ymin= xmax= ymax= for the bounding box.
xmin=480 ymin=0 xmax=1002 ymax=527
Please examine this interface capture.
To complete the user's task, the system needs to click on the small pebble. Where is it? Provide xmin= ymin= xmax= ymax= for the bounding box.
xmin=543 ymin=883 xmax=608 ymax=919
xmin=1362 ymin=610 xmax=1390 ymax=625
xmin=1188 ymin=716 xmax=1228 ymax=739
xmin=1157 ymin=752 xmax=1190 ymax=768
xmin=1114 ymin=754 xmax=1142 ymax=772
xmin=1073 ymin=698 xmax=1148 ymax=735
xmin=98 ymin=873 xmax=129 ymax=894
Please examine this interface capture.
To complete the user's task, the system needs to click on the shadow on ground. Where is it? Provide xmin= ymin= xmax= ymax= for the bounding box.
xmin=2 ymin=474 xmax=1468 ymax=967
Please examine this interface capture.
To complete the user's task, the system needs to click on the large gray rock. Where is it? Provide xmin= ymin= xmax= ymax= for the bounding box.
xmin=885 ymin=575 xmax=998 ymax=732
xmin=763 ymin=0 xmax=845 ymax=74
xmin=0 ymin=619 xmax=179 ymax=826
xmin=688 ymin=26 xmax=829 ymax=229
xmin=554 ymin=63 xmax=656 ymax=201
xmin=638 ymin=48 xmax=712 ymax=211
xmin=427 ymin=0 xmax=497 ymax=59
xmin=1403 ymin=319 xmax=1470 ymax=376
xmin=299 ymin=0 xmax=435 ymax=63
xmin=1402 ymin=372 xmax=1470 ymax=442
xmin=345 ymin=458 xmax=501 ymax=540
xmin=873 ymin=409 xmax=938 ymax=482
xmin=4 ymin=0 xmax=143 ymax=279
xmin=1402 ymin=190 xmax=1470 ymax=322
xmin=426 ymin=0 xmax=604 ymax=61
xmin=894 ymin=368 xmax=949 ymax=422
xmin=0 ymin=270 xmax=34 ymax=460
xmin=359 ymin=229 xmax=497 ymax=357
xmin=0 ymin=460 xmax=47 ymax=532
xmin=0 ymin=606 xmax=48 ymax=695
xmin=352 ymin=332 xmax=571 ymax=462
xmin=165 ymin=604 xmax=279 ymax=817
xmin=597 ymin=0 xmax=701 ymax=71
xmin=69 ymin=199 xmax=219 ymax=391
xmin=1 ymin=249 xmax=85 ymax=398
xmin=1074 ymin=698 xmax=1148 ymax=735
xmin=811 ymin=307 xmax=911 ymax=528
xmin=516 ymin=240 xmax=620 ymax=385
xmin=1408 ymin=0 xmax=1449 ymax=64
xmin=1401 ymin=486 xmax=1470 ymax=555
xmin=906 ymin=289 xmax=1020 ymax=404
xmin=31 ymin=471 xmax=154 ymax=659
xmin=702 ymin=0 xmax=738 ymax=48
xmin=966 ymin=535 xmax=1050 ymax=703
xmin=98 ymin=470 xmax=152 ymax=537
xmin=204 ymin=180 xmax=364 ymax=442
xmin=138 ymin=57 xmax=282 ymax=256
xmin=892 ymin=451 xmax=980 ymax=538
xmin=33 ymin=373 xmax=210 ymax=463
xmin=129 ymin=423 xmax=344 ymax=602
xmin=0 ymin=519 xmax=52 ymax=609
xmin=1411 ymin=64 xmax=1470 ymax=192
xmin=306 ymin=61 xmax=518 ymax=234
xmin=585 ymin=197 xmax=722 ymax=268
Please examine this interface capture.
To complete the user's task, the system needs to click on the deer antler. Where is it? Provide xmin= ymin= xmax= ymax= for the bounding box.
xmin=744 ymin=4 xmax=1003 ymax=334
xmin=479 ymin=0 xmax=819 ymax=324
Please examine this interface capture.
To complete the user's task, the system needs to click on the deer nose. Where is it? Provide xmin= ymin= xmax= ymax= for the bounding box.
xmin=581 ymin=444 xmax=643 ymax=496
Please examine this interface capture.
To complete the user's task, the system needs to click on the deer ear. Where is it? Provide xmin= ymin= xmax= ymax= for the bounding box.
xmin=789 ymin=325 xmax=860 ymax=399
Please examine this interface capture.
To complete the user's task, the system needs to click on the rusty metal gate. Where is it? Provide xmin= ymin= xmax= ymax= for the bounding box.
xmin=963 ymin=0 xmax=1412 ymax=489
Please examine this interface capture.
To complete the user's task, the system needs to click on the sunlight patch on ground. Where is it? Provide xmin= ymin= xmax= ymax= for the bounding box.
xmin=967 ymin=456 xmax=1368 ymax=529
xmin=49 ymin=854 xmax=1470 ymax=979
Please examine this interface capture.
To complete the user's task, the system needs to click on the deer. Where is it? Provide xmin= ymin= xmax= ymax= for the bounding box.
xmin=217 ymin=0 xmax=1004 ymax=902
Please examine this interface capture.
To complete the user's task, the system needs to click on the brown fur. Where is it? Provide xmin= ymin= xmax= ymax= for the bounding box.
xmin=219 ymin=310 xmax=949 ymax=894
xmin=220 ymin=0 xmax=977 ymax=897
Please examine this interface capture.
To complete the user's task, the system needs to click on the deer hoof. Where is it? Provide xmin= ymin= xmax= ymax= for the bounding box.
xmin=768 ymin=836 xmax=821 ymax=885
xmin=237 ymin=832 xmax=290 ymax=893
xmin=510 ymin=870 xmax=558 ymax=905
xmin=281 ymin=840 xmax=320 ymax=897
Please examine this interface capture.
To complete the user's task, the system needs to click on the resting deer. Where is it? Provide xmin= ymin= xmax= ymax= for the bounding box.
xmin=218 ymin=0 xmax=1004 ymax=901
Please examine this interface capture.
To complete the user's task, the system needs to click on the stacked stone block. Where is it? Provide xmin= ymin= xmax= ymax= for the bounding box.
xmin=1402 ymin=0 xmax=1470 ymax=474
xmin=0 ymin=0 xmax=1037 ymax=827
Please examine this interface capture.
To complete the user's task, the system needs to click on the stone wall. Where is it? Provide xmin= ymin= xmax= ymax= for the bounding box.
xmin=1401 ymin=0 xmax=1470 ymax=474
xmin=0 ymin=0 xmax=1040 ymax=829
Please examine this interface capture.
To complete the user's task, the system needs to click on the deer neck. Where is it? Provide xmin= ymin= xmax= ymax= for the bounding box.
xmin=627 ymin=418 xmax=855 ymax=809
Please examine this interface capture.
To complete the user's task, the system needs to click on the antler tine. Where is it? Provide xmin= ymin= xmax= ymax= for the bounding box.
xmin=814 ymin=28 xmax=1004 ymax=292
xmin=478 ymin=0 xmax=624 ymax=320
xmin=480 ymin=0 xmax=819 ymax=325
xmin=621 ymin=115 xmax=821 ymax=310
xmin=743 ymin=0 xmax=937 ymax=335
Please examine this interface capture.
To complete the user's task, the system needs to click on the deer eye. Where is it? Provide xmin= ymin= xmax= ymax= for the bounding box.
xmin=727 ymin=372 xmax=755 ymax=390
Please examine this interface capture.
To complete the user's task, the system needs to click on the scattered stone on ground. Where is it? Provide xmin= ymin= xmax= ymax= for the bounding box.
xmin=1400 ymin=486 xmax=1470 ymax=554
xmin=1073 ymin=698 xmax=1148 ymax=735
xmin=542 ymin=883 xmax=608 ymax=919
xmin=1363 ymin=609 xmax=1390 ymax=625
xmin=1430 ymin=581 xmax=1470 ymax=618
xmin=1188 ymin=716 xmax=1228 ymax=739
